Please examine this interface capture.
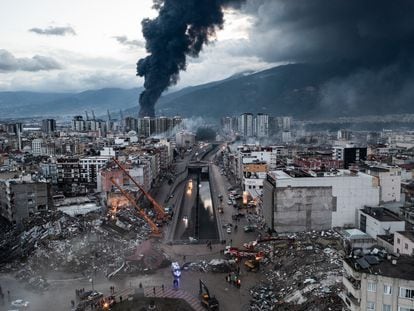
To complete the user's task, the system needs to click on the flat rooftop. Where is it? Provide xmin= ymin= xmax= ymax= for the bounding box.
xmin=361 ymin=207 xmax=403 ymax=222
xmin=345 ymin=255 xmax=414 ymax=280
xmin=343 ymin=229 xmax=371 ymax=240
xmin=396 ymin=231 xmax=414 ymax=243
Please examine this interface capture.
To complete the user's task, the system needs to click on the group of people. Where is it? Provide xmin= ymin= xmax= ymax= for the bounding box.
xmin=0 ymin=286 xmax=11 ymax=305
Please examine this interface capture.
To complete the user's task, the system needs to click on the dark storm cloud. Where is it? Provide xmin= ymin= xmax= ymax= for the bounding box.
xmin=241 ymin=0 xmax=414 ymax=64
xmin=113 ymin=36 xmax=145 ymax=48
xmin=29 ymin=26 xmax=76 ymax=36
xmin=136 ymin=0 xmax=244 ymax=117
xmin=236 ymin=0 xmax=414 ymax=115
xmin=0 ymin=49 xmax=62 ymax=72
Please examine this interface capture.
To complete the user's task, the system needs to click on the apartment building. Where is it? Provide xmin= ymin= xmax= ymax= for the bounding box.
xmin=341 ymin=254 xmax=414 ymax=311
xmin=0 ymin=176 xmax=53 ymax=223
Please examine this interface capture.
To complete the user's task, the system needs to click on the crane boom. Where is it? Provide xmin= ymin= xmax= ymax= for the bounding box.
xmin=112 ymin=158 xmax=166 ymax=219
xmin=109 ymin=177 xmax=161 ymax=235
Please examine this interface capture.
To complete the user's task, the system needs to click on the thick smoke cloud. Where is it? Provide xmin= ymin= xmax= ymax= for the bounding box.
xmin=136 ymin=0 xmax=243 ymax=117
xmin=29 ymin=26 xmax=76 ymax=36
xmin=0 ymin=49 xmax=62 ymax=72
xmin=138 ymin=0 xmax=414 ymax=117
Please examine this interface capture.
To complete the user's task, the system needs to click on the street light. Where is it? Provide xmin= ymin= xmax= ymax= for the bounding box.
xmin=89 ymin=278 xmax=94 ymax=291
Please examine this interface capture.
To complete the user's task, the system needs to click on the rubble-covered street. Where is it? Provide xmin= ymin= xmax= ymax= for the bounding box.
xmin=248 ymin=230 xmax=344 ymax=311
xmin=0 ymin=207 xmax=170 ymax=294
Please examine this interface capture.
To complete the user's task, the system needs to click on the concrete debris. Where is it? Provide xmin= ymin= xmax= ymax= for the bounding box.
xmin=248 ymin=230 xmax=344 ymax=311
xmin=0 ymin=207 xmax=159 ymax=291
xmin=184 ymin=259 xmax=237 ymax=273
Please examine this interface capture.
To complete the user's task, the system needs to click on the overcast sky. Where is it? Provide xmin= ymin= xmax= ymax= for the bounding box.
xmin=2 ymin=0 xmax=413 ymax=111
xmin=0 ymin=0 xmax=270 ymax=92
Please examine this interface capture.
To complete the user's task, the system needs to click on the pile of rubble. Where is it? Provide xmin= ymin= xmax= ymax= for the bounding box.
xmin=0 ymin=207 xmax=156 ymax=291
xmin=184 ymin=259 xmax=238 ymax=273
xmin=249 ymin=230 xmax=344 ymax=311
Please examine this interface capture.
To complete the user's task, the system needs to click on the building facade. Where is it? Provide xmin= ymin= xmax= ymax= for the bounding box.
xmin=263 ymin=169 xmax=380 ymax=232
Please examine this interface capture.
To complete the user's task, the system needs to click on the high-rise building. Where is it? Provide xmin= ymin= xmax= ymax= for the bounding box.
xmin=332 ymin=146 xmax=367 ymax=168
xmin=124 ymin=117 xmax=138 ymax=132
xmin=71 ymin=116 xmax=85 ymax=132
xmin=41 ymin=119 xmax=56 ymax=134
xmin=282 ymin=116 xmax=292 ymax=131
xmin=238 ymin=113 xmax=254 ymax=137
xmin=256 ymin=113 xmax=269 ymax=138
xmin=138 ymin=117 xmax=153 ymax=137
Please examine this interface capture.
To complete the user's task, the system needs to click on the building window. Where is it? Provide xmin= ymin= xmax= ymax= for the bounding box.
xmin=398 ymin=307 xmax=414 ymax=311
xmin=398 ymin=238 xmax=401 ymax=244
xmin=384 ymin=284 xmax=392 ymax=295
xmin=405 ymin=243 xmax=409 ymax=249
xmin=383 ymin=305 xmax=391 ymax=311
xmin=400 ymin=287 xmax=414 ymax=299
xmin=367 ymin=301 xmax=376 ymax=310
xmin=368 ymin=282 xmax=377 ymax=292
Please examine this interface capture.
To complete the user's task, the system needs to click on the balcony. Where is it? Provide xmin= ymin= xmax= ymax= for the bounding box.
xmin=339 ymin=290 xmax=361 ymax=311
xmin=342 ymin=275 xmax=361 ymax=300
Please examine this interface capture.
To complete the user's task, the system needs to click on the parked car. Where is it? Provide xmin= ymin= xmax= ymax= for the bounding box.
xmin=11 ymin=299 xmax=30 ymax=309
xmin=244 ymin=225 xmax=255 ymax=232
xmin=88 ymin=291 xmax=103 ymax=301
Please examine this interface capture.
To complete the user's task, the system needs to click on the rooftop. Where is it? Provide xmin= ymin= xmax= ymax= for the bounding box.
xmin=396 ymin=231 xmax=414 ymax=243
xmin=345 ymin=254 xmax=414 ymax=280
xmin=343 ymin=229 xmax=371 ymax=240
xmin=361 ymin=207 xmax=403 ymax=222
xmin=268 ymin=169 xmax=362 ymax=180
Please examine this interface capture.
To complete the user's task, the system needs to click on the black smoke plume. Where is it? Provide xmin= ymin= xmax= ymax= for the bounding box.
xmin=137 ymin=0 xmax=241 ymax=117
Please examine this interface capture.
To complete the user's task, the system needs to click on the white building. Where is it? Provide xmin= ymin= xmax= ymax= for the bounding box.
xmin=358 ymin=207 xmax=405 ymax=239
xmin=394 ymin=231 xmax=414 ymax=255
xmin=31 ymin=138 xmax=43 ymax=156
xmin=364 ymin=165 xmax=402 ymax=203
xmin=263 ymin=169 xmax=380 ymax=232
xmin=80 ymin=156 xmax=111 ymax=189
xmin=282 ymin=131 xmax=292 ymax=143
xmin=175 ymin=131 xmax=195 ymax=148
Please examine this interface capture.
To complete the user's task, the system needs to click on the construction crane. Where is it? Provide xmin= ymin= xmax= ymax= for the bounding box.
xmin=109 ymin=177 xmax=161 ymax=236
xmin=112 ymin=158 xmax=167 ymax=221
xmin=85 ymin=110 xmax=90 ymax=121
xmin=92 ymin=110 xmax=96 ymax=120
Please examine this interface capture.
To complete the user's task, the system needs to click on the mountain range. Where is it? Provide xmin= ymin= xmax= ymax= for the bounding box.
xmin=1 ymin=62 xmax=413 ymax=120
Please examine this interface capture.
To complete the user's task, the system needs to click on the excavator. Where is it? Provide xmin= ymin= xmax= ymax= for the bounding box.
xmin=199 ymin=279 xmax=219 ymax=310
xmin=109 ymin=177 xmax=161 ymax=237
xmin=112 ymin=158 xmax=169 ymax=223
xmin=244 ymin=258 xmax=260 ymax=272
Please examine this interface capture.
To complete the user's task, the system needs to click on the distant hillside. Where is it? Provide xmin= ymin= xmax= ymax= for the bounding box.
xmin=149 ymin=62 xmax=353 ymax=118
xmin=124 ymin=62 xmax=414 ymax=119
xmin=2 ymin=62 xmax=414 ymax=120
xmin=0 ymin=88 xmax=142 ymax=118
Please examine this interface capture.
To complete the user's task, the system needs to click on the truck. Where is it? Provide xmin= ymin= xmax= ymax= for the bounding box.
xmin=199 ymin=279 xmax=219 ymax=310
